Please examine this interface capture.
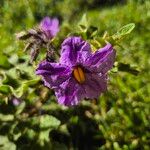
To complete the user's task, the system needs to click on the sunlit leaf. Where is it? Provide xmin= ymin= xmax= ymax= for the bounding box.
xmin=112 ymin=23 xmax=135 ymax=40
xmin=0 ymin=136 xmax=16 ymax=150
xmin=118 ymin=23 xmax=135 ymax=35
xmin=0 ymin=114 xmax=14 ymax=121
xmin=0 ymin=54 xmax=12 ymax=69
xmin=25 ymin=129 xmax=36 ymax=140
xmin=15 ymin=101 xmax=25 ymax=115
xmin=78 ymin=13 xmax=88 ymax=30
xmin=8 ymin=54 xmax=18 ymax=65
xmin=29 ymin=115 xmax=60 ymax=129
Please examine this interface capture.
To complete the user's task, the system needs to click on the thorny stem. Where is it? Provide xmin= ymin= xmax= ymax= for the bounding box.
xmin=46 ymin=42 xmax=60 ymax=62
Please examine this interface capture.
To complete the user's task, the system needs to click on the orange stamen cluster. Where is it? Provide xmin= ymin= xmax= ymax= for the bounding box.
xmin=73 ymin=66 xmax=85 ymax=84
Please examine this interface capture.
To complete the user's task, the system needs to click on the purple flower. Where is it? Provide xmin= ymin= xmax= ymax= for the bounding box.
xmin=12 ymin=97 xmax=21 ymax=106
xmin=36 ymin=37 xmax=116 ymax=106
xmin=39 ymin=17 xmax=59 ymax=40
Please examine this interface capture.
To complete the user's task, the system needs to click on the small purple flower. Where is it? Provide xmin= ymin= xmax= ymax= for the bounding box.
xmin=39 ymin=17 xmax=59 ymax=40
xmin=36 ymin=36 xmax=116 ymax=106
xmin=12 ymin=97 xmax=21 ymax=106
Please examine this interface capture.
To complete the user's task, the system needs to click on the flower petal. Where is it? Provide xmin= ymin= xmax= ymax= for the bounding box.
xmin=55 ymin=78 xmax=85 ymax=106
xmin=49 ymin=18 xmax=59 ymax=37
xmin=83 ymin=73 xmax=107 ymax=99
xmin=85 ymin=44 xmax=116 ymax=74
xmin=60 ymin=36 xmax=91 ymax=67
xmin=36 ymin=61 xmax=71 ymax=88
xmin=40 ymin=17 xmax=59 ymax=39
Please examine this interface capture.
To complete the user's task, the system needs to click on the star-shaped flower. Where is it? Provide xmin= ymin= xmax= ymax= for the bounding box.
xmin=36 ymin=36 xmax=116 ymax=106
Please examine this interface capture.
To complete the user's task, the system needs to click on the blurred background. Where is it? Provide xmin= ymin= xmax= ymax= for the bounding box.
xmin=0 ymin=0 xmax=149 ymax=150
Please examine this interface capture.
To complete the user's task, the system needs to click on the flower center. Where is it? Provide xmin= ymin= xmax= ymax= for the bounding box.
xmin=73 ymin=66 xmax=85 ymax=84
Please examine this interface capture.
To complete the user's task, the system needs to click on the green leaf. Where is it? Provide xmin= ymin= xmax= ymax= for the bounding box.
xmin=14 ymin=78 xmax=40 ymax=97
xmin=118 ymin=23 xmax=135 ymax=35
xmin=38 ymin=130 xmax=51 ymax=145
xmin=34 ymin=115 xmax=60 ymax=146
xmin=2 ymin=74 xmax=20 ymax=89
xmin=39 ymin=115 xmax=60 ymax=129
xmin=91 ymin=37 xmax=107 ymax=48
xmin=9 ymin=122 xmax=22 ymax=141
xmin=23 ymin=78 xmax=40 ymax=87
xmin=86 ymin=25 xmax=98 ymax=38
xmin=15 ymin=101 xmax=25 ymax=115
xmin=0 ymin=136 xmax=16 ymax=150
xmin=0 ymin=85 xmax=12 ymax=95
xmin=70 ymin=116 xmax=79 ymax=124
xmin=78 ymin=14 xmax=88 ymax=30
xmin=112 ymin=23 xmax=135 ymax=40
xmin=0 ymin=54 xmax=12 ymax=69
xmin=15 ymin=63 xmax=35 ymax=79
xmin=8 ymin=54 xmax=18 ymax=65
xmin=0 ymin=114 xmax=14 ymax=121
xmin=117 ymin=62 xmax=140 ymax=75
xmin=79 ymin=24 xmax=87 ymax=31
xmin=25 ymin=129 xmax=36 ymax=140
xmin=29 ymin=115 xmax=60 ymax=130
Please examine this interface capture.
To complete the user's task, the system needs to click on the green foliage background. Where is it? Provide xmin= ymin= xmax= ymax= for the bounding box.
xmin=0 ymin=0 xmax=149 ymax=149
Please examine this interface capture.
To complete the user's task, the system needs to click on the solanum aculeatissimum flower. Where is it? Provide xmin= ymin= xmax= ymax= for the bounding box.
xmin=39 ymin=16 xmax=59 ymax=40
xmin=36 ymin=36 xmax=116 ymax=106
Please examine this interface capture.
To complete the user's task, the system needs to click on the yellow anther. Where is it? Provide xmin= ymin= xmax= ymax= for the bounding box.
xmin=73 ymin=66 xmax=85 ymax=84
